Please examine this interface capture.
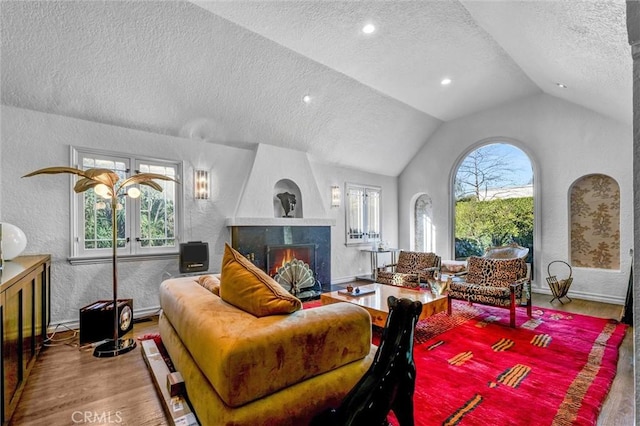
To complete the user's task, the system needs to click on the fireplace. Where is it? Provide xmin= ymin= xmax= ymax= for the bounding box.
xmin=229 ymin=224 xmax=331 ymax=298
xmin=267 ymin=244 xmax=315 ymax=276
xmin=266 ymin=244 xmax=320 ymax=299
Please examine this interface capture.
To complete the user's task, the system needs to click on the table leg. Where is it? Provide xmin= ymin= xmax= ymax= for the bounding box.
xmin=371 ymin=251 xmax=378 ymax=281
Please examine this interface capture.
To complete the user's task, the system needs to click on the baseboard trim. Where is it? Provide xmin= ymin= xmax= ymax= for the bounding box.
xmin=332 ymin=274 xmax=382 ymax=284
xmin=532 ymin=289 xmax=624 ymax=306
xmin=331 ymin=275 xmax=361 ymax=284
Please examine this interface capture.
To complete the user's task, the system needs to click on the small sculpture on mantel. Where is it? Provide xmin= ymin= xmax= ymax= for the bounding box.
xmin=277 ymin=192 xmax=296 ymax=217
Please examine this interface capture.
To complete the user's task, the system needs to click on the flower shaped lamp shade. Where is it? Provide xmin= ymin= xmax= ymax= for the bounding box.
xmin=1 ymin=222 xmax=27 ymax=260
xmin=23 ymin=166 xmax=178 ymax=357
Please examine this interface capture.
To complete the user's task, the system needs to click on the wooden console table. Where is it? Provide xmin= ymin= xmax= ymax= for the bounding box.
xmin=1 ymin=254 xmax=51 ymax=425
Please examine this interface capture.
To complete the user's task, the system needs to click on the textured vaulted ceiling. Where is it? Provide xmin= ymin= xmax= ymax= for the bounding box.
xmin=1 ymin=1 xmax=632 ymax=176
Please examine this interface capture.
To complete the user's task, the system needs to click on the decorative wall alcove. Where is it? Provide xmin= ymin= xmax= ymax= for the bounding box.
xmin=273 ymin=179 xmax=303 ymax=219
xmin=414 ymin=194 xmax=434 ymax=252
xmin=570 ymin=174 xmax=620 ymax=269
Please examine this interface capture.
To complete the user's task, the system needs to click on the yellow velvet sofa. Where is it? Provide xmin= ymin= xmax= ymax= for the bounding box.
xmin=159 ymin=275 xmax=376 ymax=426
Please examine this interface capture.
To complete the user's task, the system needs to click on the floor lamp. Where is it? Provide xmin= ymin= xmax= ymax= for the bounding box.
xmin=23 ymin=166 xmax=178 ymax=357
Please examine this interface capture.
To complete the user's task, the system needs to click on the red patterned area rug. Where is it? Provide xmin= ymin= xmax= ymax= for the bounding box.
xmin=305 ymin=299 xmax=626 ymax=426
xmin=403 ymin=305 xmax=624 ymax=426
xmin=145 ymin=301 xmax=625 ymax=425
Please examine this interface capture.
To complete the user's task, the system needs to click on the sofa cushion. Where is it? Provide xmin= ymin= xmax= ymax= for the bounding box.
xmin=396 ymin=251 xmax=438 ymax=275
xmin=465 ymin=256 xmax=525 ymax=287
xmin=484 ymin=244 xmax=529 ymax=260
xmin=220 ymin=243 xmax=302 ymax=317
xmin=441 ymin=260 xmax=467 ymax=274
xmin=376 ymin=271 xmax=419 ymax=288
xmin=158 ymin=311 xmax=376 ymax=426
xmin=159 ymin=277 xmax=372 ymax=408
xmin=197 ymin=274 xmax=220 ymax=295
xmin=448 ymin=282 xmax=518 ymax=307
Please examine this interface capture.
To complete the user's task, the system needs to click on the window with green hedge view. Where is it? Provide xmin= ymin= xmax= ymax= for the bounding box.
xmin=454 ymin=143 xmax=533 ymax=261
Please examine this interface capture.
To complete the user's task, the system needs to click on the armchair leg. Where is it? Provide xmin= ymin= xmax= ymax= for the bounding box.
xmin=509 ymin=305 xmax=516 ymax=328
xmin=447 ymin=296 xmax=452 ymax=316
xmin=510 ymin=289 xmax=517 ymax=328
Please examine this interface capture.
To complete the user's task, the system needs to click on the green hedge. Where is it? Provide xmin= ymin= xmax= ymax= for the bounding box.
xmin=455 ymin=196 xmax=533 ymax=260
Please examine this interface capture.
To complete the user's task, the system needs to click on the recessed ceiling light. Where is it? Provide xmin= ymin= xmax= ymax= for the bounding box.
xmin=441 ymin=78 xmax=452 ymax=86
xmin=362 ymin=23 xmax=376 ymax=34
xmin=302 ymin=94 xmax=311 ymax=104
xmin=556 ymin=83 xmax=568 ymax=89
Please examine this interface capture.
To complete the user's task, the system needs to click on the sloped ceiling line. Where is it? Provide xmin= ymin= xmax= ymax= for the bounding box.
xmin=1 ymin=0 xmax=632 ymax=177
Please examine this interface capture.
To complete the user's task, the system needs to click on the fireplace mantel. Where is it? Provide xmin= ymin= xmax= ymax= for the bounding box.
xmin=225 ymin=217 xmax=336 ymax=227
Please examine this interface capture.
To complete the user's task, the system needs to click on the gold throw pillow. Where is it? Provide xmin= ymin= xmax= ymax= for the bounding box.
xmin=220 ymin=243 xmax=302 ymax=317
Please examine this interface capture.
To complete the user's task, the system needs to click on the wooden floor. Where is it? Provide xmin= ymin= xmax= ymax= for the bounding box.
xmin=9 ymin=291 xmax=634 ymax=426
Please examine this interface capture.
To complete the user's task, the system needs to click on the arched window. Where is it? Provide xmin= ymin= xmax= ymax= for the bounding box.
xmin=570 ymin=174 xmax=620 ymax=269
xmin=415 ymin=194 xmax=434 ymax=252
xmin=453 ymin=142 xmax=534 ymax=260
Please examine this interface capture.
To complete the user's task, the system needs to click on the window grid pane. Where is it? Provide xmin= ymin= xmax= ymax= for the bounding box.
xmin=82 ymin=156 xmax=128 ymax=251
xmin=346 ymin=184 xmax=381 ymax=245
xmin=347 ymin=188 xmax=365 ymax=240
xmin=139 ymin=163 xmax=176 ymax=249
xmin=367 ymin=189 xmax=380 ymax=239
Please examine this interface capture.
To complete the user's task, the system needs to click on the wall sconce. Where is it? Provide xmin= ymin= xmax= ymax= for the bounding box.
xmin=331 ymin=185 xmax=341 ymax=208
xmin=195 ymin=169 xmax=209 ymax=200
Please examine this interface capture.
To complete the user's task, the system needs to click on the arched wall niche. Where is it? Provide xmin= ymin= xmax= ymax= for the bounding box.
xmin=273 ymin=179 xmax=303 ymax=218
xmin=408 ymin=192 xmax=420 ymax=250
xmin=570 ymin=174 xmax=620 ymax=270
xmin=414 ymin=194 xmax=435 ymax=252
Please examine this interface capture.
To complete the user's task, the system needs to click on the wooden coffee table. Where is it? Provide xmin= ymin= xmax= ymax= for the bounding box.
xmin=321 ymin=283 xmax=448 ymax=328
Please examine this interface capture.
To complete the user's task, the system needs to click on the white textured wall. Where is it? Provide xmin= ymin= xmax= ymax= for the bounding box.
xmin=234 ymin=144 xmax=327 ymax=219
xmin=0 ymin=106 xmax=250 ymax=324
xmin=1 ymin=105 xmax=399 ymax=324
xmin=0 ymin=124 xmax=2 ymax=218
xmin=399 ymin=93 xmax=632 ymax=304
xmin=309 ymin=160 xmax=398 ymax=283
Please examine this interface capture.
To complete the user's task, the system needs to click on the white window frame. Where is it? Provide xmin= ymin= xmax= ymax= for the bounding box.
xmin=69 ymin=147 xmax=183 ymax=263
xmin=345 ymin=183 xmax=381 ymax=246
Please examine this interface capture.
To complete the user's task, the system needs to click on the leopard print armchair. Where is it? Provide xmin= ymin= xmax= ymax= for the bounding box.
xmin=376 ymin=251 xmax=441 ymax=289
xmin=447 ymin=246 xmax=532 ymax=328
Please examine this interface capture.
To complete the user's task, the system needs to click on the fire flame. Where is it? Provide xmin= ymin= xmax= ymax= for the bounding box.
xmin=269 ymin=248 xmax=310 ymax=276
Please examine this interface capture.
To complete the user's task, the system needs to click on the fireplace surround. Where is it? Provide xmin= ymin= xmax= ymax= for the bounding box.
xmin=228 ymin=222 xmax=331 ymax=296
